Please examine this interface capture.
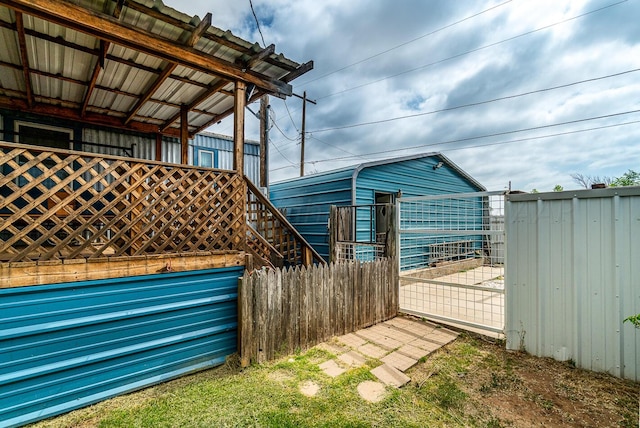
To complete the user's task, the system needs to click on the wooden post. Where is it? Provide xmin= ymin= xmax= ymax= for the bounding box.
xmin=180 ymin=104 xmax=188 ymax=164
xmin=385 ymin=203 xmax=397 ymax=260
xmin=234 ymin=80 xmax=246 ymax=176
xmin=259 ymin=95 xmax=269 ymax=188
xmin=155 ymin=133 xmax=162 ymax=162
xmin=302 ymin=246 xmax=312 ymax=266
xmin=329 ymin=205 xmax=337 ymax=263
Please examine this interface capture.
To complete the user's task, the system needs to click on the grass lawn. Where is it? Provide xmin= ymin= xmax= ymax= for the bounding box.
xmin=29 ymin=332 xmax=639 ymax=428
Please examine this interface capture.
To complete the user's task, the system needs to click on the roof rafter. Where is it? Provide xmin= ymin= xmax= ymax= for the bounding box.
xmin=124 ymin=12 xmax=213 ymax=125
xmin=81 ymin=0 xmax=125 ymax=117
xmin=14 ymin=12 xmax=34 ymax=107
xmin=244 ymin=44 xmax=275 ymax=70
xmin=190 ymin=89 xmax=267 ymax=136
xmin=160 ymin=80 xmax=229 ymax=132
xmin=1 ymin=0 xmax=293 ymax=97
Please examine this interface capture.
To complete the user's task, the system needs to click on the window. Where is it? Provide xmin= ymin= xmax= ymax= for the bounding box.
xmin=197 ymin=149 xmax=217 ymax=168
xmin=15 ymin=122 xmax=73 ymax=149
xmin=14 ymin=122 xmax=73 ymax=188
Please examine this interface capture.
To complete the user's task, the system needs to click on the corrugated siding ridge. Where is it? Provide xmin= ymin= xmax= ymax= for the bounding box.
xmin=0 ymin=292 xmax=235 ymax=341
xmin=0 ymin=266 xmax=242 ymax=427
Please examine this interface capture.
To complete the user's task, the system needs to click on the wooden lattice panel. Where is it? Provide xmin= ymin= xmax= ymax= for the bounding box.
xmin=0 ymin=142 xmax=246 ymax=262
xmin=245 ymin=178 xmax=324 ymax=267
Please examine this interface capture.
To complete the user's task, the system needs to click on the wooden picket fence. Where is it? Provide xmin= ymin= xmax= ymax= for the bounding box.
xmin=238 ymin=258 xmax=398 ymax=366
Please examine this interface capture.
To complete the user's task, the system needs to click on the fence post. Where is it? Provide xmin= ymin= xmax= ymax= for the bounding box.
xmin=238 ymin=271 xmax=253 ymax=367
xmin=329 ymin=205 xmax=337 ymax=262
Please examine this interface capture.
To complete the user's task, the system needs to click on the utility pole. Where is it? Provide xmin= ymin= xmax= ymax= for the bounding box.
xmin=300 ymin=91 xmax=306 ymax=177
xmin=295 ymin=91 xmax=316 ymax=177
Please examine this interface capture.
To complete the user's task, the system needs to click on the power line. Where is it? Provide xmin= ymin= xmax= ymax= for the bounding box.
xmin=271 ymin=109 xmax=640 ymax=169
xmin=308 ymin=134 xmax=372 ymax=162
xmin=309 ymin=67 xmax=640 ymax=133
xmin=315 ymin=0 xmax=628 ymax=101
xmin=271 ymin=116 xmax=299 ymax=142
xmin=269 ymin=137 xmax=296 ymax=166
xmin=282 ymin=99 xmax=300 ymax=132
xmin=270 ymin=118 xmax=640 ymax=172
xmin=297 ymin=0 xmax=513 ymax=87
xmin=249 ymin=0 xmax=266 ymax=47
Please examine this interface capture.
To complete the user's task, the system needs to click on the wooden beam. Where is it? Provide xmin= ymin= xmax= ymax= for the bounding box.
xmin=283 ymin=60 xmax=314 ymax=83
xmin=245 ymin=44 xmax=275 ymax=70
xmin=125 ymin=13 xmax=211 ymax=125
xmin=0 ymin=252 xmax=246 ymax=288
xmin=186 ymin=12 xmax=212 ymax=47
xmin=181 ymin=104 xmax=189 ymax=164
xmin=234 ymin=81 xmax=246 ymax=175
xmin=2 ymin=0 xmax=293 ymax=96
xmin=0 ymin=96 xmax=181 ymax=137
xmin=14 ymin=23 xmax=214 ymax=90
xmin=159 ymin=80 xmax=229 ymax=132
xmin=125 ymin=64 xmax=177 ymax=124
xmin=191 ymin=88 xmax=265 ymax=136
xmin=14 ymin=12 xmax=34 ymax=108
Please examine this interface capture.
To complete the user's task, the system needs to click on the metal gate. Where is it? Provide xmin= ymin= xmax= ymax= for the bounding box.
xmin=398 ymin=191 xmax=505 ymax=336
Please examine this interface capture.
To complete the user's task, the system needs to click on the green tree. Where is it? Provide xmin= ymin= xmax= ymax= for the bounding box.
xmin=553 ymin=185 xmax=563 ymax=192
xmin=610 ymin=169 xmax=639 ymax=187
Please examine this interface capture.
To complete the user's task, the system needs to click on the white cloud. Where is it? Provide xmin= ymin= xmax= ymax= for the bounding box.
xmin=164 ymin=0 xmax=640 ymax=190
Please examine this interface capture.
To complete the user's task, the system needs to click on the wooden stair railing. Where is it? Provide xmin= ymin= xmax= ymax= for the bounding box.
xmin=246 ymin=223 xmax=283 ymax=269
xmin=245 ymin=177 xmax=325 ymax=267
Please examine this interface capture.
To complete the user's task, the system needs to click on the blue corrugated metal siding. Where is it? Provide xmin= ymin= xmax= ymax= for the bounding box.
xmin=191 ymin=133 xmax=261 ymax=185
xmin=356 ymin=157 xmax=484 ymax=270
xmin=0 ymin=266 xmax=243 ymax=428
xmin=271 ymin=155 xmax=484 ymax=264
xmin=270 ymin=169 xmax=354 ymax=260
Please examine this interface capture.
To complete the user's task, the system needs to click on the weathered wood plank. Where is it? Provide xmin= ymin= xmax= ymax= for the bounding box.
xmin=0 ymin=252 xmax=245 ymax=288
xmin=236 ymin=258 xmax=399 ymax=364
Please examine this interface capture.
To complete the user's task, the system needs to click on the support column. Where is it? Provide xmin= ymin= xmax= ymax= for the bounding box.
xmin=155 ymin=133 xmax=162 ymax=162
xmin=259 ymin=95 xmax=269 ymax=188
xmin=234 ymin=81 xmax=246 ymax=176
xmin=180 ymin=105 xmax=189 ymax=165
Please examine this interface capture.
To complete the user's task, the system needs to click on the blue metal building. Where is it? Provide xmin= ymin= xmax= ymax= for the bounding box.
xmin=269 ymin=153 xmax=486 ymax=265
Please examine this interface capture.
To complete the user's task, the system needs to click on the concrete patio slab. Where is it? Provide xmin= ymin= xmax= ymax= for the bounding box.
xmin=381 ymin=351 xmax=418 ymax=372
xmin=336 ymin=332 xmax=367 ymax=348
xmin=371 ymin=363 xmax=411 ymax=388
xmin=397 ymin=343 xmax=430 ymax=360
xmin=338 ymin=350 xmax=367 ymax=368
xmin=354 ymin=328 xmax=403 ymax=350
xmin=357 ymin=343 xmax=388 ymax=359
xmin=357 ymin=381 xmax=386 ymax=402
xmin=319 ymin=360 xmax=346 ymax=378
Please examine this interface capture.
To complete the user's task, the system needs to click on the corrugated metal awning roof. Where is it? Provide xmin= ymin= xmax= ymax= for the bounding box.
xmin=0 ymin=0 xmax=312 ymax=137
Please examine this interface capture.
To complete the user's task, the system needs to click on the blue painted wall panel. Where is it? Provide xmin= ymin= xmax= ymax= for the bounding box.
xmin=0 ymin=266 xmax=243 ymax=427
xmin=271 ymin=154 xmax=485 ymax=263
xmin=270 ymin=168 xmax=354 ymax=261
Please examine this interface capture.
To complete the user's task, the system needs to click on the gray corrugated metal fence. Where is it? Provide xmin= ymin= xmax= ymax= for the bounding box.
xmin=505 ymin=187 xmax=640 ymax=381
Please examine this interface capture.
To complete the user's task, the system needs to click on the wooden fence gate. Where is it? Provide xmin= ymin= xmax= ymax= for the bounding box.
xmin=328 ymin=204 xmax=396 ymax=263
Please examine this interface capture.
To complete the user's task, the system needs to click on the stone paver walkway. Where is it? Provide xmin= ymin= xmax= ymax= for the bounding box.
xmin=313 ymin=316 xmax=458 ymax=402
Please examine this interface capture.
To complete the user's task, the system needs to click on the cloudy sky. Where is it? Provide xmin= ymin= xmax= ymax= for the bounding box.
xmin=164 ymin=0 xmax=640 ymax=192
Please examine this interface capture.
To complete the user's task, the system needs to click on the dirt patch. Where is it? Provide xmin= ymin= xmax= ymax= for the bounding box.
xmin=357 ymin=381 xmax=386 ymax=403
xmin=299 ymin=380 xmax=320 ymax=397
xmin=410 ymin=335 xmax=639 ymax=427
